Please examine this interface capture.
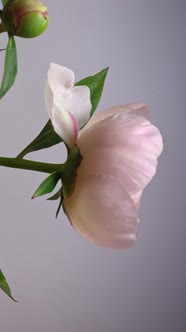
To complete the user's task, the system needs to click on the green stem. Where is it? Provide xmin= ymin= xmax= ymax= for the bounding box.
xmin=0 ymin=156 xmax=64 ymax=174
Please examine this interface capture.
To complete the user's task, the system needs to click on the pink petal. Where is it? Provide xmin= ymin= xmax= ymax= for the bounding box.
xmin=65 ymin=174 xmax=138 ymax=250
xmin=131 ymin=191 xmax=143 ymax=209
xmin=52 ymin=102 xmax=78 ymax=148
xmin=78 ymin=112 xmax=163 ymax=196
xmin=81 ymin=104 xmax=149 ymax=133
xmin=76 ymin=150 xmax=144 ymax=207
xmin=125 ymin=103 xmax=149 ymax=118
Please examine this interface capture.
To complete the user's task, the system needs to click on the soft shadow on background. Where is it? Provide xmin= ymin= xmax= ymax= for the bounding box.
xmin=0 ymin=1 xmax=186 ymax=331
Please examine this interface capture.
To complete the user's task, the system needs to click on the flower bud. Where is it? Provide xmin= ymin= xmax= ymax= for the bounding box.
xmin=1 ymin=0 xmax=49 ymax=38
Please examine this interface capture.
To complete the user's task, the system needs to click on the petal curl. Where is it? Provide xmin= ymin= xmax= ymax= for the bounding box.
xmin=47 ymin=63 xmax=75 ymax=101
xmin=65 ymin=174 xmax=138 ymax=250
xmin=46 ymin=63 xmax=92 ymax=142
xmin=62 ymin=85 xmax=92 ymax=129
xmin=45 ymin=63 xmax=75 ymax=120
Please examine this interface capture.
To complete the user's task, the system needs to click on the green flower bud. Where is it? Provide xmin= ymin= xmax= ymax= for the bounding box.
xmin=1 ymin=0 xmax=49 ymax=38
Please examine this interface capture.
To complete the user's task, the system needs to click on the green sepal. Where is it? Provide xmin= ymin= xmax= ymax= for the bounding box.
xmin=61 ymin=147 xmax=82 ymax=197
xmin=76 ymin=67 xmax=109 ymax=116
xmin=17 ymin=68 xmax=109 ymax=158
xmin=47 ymin=187 xmax=63 ymax=218
xmin=47 ymin=187 xmax=62 ymax=201
xmin=2 ymin=0 xmax=9 ymax=6
xmin=32 ymin=171 xmax=61 ymax=198
xmin=0 ymin=34 xmax=17 ymax=99
xmin=55 ymin=192 xmax=63 ymax=218
xmin=0 ymin=269 xmax=17 ymax=302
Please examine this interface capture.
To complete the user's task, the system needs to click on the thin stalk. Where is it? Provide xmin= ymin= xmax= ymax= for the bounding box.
xmin=0 ymin=156 xmax=64 ymax=174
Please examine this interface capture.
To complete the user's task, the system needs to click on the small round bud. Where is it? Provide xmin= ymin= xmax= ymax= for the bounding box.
xmin=1 ymin=0 xmax=49 ymax=38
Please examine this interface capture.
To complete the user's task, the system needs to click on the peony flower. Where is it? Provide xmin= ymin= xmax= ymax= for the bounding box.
xmin=45 ymin=65 xmax=163 ymax=250
xmin=45 ymin=63 xmax=92 ymax=148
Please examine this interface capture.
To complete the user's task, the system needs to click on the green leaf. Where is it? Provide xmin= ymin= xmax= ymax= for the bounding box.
xmin=76 ymin=67 xmax=109 ymax=116
xmin=17 ymin=67 xmax=108 ymax=158
xmin=0 ymin=269 xmax=17 ymax=302
xmin=17 ymin=120 xmax=62 ymax=158
xmin=2 ymin=0 xmax=9 ymax=6
xmin=0 ymin=35 xmax=17 ymax=99
xmin=55 ymin=195 xmax=63 ymax=218
xmin=47 ymin=187 xmax=63 ymax=218
xmin=47 ymin=187 xmax=62 ymax=201
xmin=32 ymin=172 xmax=61 ymax=198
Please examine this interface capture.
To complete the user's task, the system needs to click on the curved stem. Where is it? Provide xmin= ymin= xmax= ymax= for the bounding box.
xmin=0 ymin=156 xmax=64 ymax=174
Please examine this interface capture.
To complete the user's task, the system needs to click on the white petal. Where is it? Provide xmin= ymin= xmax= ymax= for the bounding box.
xmin=52 ymin=102 xmax=78 ymax=148
xmin=65 ymin=174 xmax=138 ymax=250
xmin=47 ymin=63 xmax=75 ymax=104
xmin=45 ymin=81 xmax=53 ymax=119
xmin=62 ymin=86 xmax=92 ymax=129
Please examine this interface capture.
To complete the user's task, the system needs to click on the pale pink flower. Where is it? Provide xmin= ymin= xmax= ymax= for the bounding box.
xmin=64 ymin=104 xmax=163 ymax=249
xmin=45 ymin=63 xmax=92 ymax=148
xmin=45 ymin=65 xmax=163 ymax=250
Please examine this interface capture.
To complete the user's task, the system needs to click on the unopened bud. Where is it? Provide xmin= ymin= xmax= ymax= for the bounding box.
xmin=1 ymin=0 xmax=49 ymax=38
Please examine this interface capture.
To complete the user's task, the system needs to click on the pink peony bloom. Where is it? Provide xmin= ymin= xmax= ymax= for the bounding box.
xmin=45 ymin=65 xmax=163 ymax=249
xmin=64 ymin=104 xmax=163 ymax=249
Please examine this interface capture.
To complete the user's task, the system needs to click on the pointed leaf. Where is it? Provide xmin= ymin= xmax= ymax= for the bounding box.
xmin=32 ymin=172 xmax=61 ymax=198
xmin=55 ymin=197 xmax=63 ymax=218
xmin=76 ymin=67 xmax=109 ymax=115
xmin=0 ymin=269 xmax=17 ymax=302
xmin=47 ymin=187 xmax=62 ymax=201
xmin=17 ymin=120 xmax=62 ymax=159
xmin=17 ymin=68 xmax=108 ymax=158
xmin=47 ymin=187 xmax=63 ymax=219
xmin=0 ymin=35 xmax=17 ymax=99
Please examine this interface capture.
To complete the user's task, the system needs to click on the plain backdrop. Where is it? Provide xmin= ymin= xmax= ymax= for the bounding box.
xmin=0 ymin=1 xmax=186 ymax=331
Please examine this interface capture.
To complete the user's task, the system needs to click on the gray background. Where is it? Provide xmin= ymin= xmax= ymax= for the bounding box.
xmin=0 ymin=0 xmax=185 ymax=331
